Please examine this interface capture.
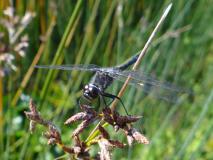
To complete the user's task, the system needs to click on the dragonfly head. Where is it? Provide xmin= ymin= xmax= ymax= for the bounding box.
xmin=83 ymin=84 xmax=100 ymax=101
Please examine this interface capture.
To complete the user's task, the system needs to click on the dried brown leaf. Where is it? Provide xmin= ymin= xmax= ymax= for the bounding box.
xmin=126 ymin=128 xmax=149 ymax=145
xmin=65 ymin=112 xmax=87 ymax=124
xmin=72 ymin=120 xmax=92 ymax=137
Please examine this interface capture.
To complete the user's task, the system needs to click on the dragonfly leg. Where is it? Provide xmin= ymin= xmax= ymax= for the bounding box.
xmin=99 ymin=95 xmax=108 ymax=108
xmin=78 ymin=97 xmax=94 ymax=110
xmin=77 ymin=97 xmax=83 ymax=107
xmin=77 ymin=97 xmax=85 ymax=111
xmin=101 ymin=92 xmax=129 ymax=115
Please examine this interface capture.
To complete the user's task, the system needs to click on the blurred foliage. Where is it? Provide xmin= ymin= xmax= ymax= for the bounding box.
xmin=0 ymin=0 xmax=213 ymax=159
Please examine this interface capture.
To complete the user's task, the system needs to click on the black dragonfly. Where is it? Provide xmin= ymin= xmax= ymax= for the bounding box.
xmin=35 ymin=53 xmax=190 ymax=115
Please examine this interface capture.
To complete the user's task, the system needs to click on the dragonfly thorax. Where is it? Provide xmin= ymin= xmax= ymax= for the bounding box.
xmin=83 ymin=84 xmax=101 ymax=101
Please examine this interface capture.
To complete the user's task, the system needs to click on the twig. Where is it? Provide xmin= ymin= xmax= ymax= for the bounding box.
xmin=86 ymin=3 xmax=173 ymax=143
xmin=111 ymin=3 xmax=173 ymax=112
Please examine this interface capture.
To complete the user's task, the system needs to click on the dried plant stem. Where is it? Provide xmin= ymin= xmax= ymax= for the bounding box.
xmin=11 ymin=17 xmax=56 ymax=106
xmin=86 ymin=3 xmax=173 ymax=143
xmin=111 ymin=3 xmax=173 ymax=112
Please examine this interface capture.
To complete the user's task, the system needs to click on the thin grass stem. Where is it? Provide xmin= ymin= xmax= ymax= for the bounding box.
xmin=111 ymin=3 xmax=173 ymax=112
xmin=85 ymin=3 xmax=173 ymax=144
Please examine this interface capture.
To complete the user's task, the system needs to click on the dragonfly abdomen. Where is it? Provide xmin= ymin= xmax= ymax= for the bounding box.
xmin=116 ymin=53 xmax=139 ymax=70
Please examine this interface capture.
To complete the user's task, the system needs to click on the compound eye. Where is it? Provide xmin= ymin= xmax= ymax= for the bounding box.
xmin=84 ymin=85 xmax=89 ymax=90
xmin=89 ymin=86 xmax=93 ymax=92
xmin=83 ymin=84 xmax=99 ymax=100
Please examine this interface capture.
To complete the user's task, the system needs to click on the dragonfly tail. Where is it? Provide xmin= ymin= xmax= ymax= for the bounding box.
xmin=115 ymin=51 xmax=140 ymax=70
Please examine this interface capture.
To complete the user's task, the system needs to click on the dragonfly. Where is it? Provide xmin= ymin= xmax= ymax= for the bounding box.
xmin=35 ymin=53 xmax=190 ymax=115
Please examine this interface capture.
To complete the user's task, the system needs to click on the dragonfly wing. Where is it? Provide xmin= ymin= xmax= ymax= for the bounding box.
xmin=35 ymin=64 xmax=102 ymax=72
xmin=107 ymin=69 xmax=191 ymax=103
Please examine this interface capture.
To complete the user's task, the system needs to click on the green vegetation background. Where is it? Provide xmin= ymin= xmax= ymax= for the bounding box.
xmin=1 ymin=0 xmax=213 ymax=159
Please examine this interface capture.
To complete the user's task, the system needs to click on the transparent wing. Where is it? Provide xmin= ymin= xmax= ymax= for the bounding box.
xmin=35 ymin=64 xmax=103 ymax=72
xmin=105 ymin=69 xmax=192 ymax=103
xmin=35 ymin=64 xmax=192 ymax=102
